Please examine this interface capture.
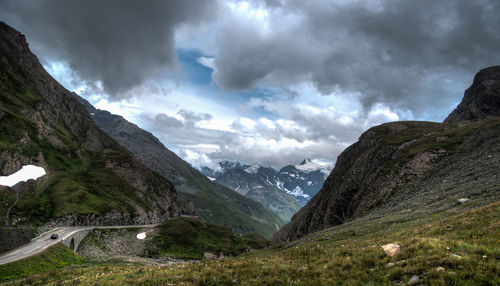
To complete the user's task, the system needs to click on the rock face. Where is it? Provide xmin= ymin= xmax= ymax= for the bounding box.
xmin=74 ymin=95 xmax=283 ymax=239
xmin=0 ymin=22 xmax=193 ymax=230
xmin=274 ymin=66 xmax=500 ymax=243
xmin=444 ymin=66 xmax=500 ymax=123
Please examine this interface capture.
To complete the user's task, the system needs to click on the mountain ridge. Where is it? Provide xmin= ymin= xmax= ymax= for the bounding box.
xmin=0 ymin=21 xmax=193 ymax=240
xmin=274 ymin=66 xmax=500 ymax=242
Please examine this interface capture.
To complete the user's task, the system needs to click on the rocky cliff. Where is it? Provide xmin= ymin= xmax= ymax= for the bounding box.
xmin=0 ymin=21 xmax=193 ymax=231
xmin=74 ymin=95 xmax=284 ymax=239
xmin=444 ymin=65 xmax=500 ymax=123
xmin=274 ymin=66 xmax=500 ymax=243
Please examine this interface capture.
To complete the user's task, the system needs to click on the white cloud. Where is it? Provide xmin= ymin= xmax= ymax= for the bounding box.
xmin=180 ymin=149 xmax=219 ymax=170
xmin=196 ymin=56 xmax=216 ymax=69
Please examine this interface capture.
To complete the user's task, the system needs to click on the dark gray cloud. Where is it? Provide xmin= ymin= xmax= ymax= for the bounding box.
xmin=0 ymin=0 xmax=216 ymax=99
xmin=154 ymin=113 xmax=184 ymax=129
xmin=154 ymin=110 xmax=213 ymax=129
xmin=177 ymin=109 xmax=212 ymax=127
xmin=212 ymin=0 xmax=500 ymax=117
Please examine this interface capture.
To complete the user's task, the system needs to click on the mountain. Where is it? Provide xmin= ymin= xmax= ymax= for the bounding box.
xmin=75 ymin=95 xmax=284 ymax=239
xmin=444 ymin=66 xmax=500 ymax=123
xmin=0 ymin=21 xmax=193 ymax=234
xmin=278 ymin=159 xmax=330 ymax=204
xmin=274 ymin=66 xmax=500 ymax=242
xmin=200 ymin=160 xmax=329 ymax=221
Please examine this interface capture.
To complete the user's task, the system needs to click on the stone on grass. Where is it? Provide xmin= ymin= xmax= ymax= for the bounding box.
xmin=408 ymin=275 xmax=420 ymax=285
xmin=381 ymin=244 xmax=400 ymax=257
xmin=457 ymin=198 xmax=470 ymax=204
xmin=203 ymin=252 xmax=218 ymax=260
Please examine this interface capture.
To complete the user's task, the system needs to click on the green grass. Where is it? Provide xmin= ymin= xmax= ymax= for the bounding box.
xmin=0 ymin=243 xmax=84 ymax=282
xmin=142 ymin=217 xmax=270 ymax=260
xmin=4 ymin=201 xmax=498 ymax=285
xmin=11 ymin=150 xmax=151 ymax=225
xmin=369 ymin=118 xmax=500 ymax=179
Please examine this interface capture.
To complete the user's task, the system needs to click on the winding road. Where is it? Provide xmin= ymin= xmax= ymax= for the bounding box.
xmin=0 ymin=224 xmax=159 ymax=265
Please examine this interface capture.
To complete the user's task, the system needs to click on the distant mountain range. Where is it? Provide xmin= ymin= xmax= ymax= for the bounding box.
xmin=200 ymin=159 xmax=330 ymax=221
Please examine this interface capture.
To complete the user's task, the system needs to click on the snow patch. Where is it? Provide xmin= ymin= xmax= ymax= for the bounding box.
xmin=289 ymin=186 xmax=310 ymax=199
xmin=296 ymin=160 xmax=323 ymax=172
xmin=0 ymin=165 xmax=46 ymax=187
xmin=244 ymin=164 xmax=260 ymax=174
xmin=295 ymin=158 xmax=332 ymax=174
xmin=207 ymin=176 xmax=216 ymax=181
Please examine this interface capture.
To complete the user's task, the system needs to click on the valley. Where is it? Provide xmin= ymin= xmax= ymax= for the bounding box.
xmin=0 ymin=2 xmax=500 ymax=284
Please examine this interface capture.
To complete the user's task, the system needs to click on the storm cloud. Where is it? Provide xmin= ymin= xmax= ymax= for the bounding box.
xmin=2 ymin=0 xmax=499 ymax=168
xmin=211 ymin=0 xmax=500 ymax=115
xmin=0 ymin=0 xmax=216 ymax=98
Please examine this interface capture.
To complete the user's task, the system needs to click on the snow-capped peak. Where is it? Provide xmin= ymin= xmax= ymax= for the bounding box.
xmin=299 ymin=158 xmax=312 ymax=165
xmin=295 ymin=159 xmax=322 ymax=172
xmin=244 ymin=164 xmax=260 ymax=174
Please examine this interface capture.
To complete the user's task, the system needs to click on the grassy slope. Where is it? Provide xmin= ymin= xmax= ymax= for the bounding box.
xmin=143 ymin=217 xmax=270 ymax=260
xmin=0 ymin=243 xmax=84 ymax=282
xmin=0 ymin=62 xmax=150 ymax=226
xmin=3 ymin=200 xmax=498 ymax=285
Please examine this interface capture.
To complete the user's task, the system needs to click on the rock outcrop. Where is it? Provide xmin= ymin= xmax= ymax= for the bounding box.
xmin=274 ymin=66 xmax=500 ymax=243
xmin=0 ymin=21 xmax=193 ymax=230
xmin=444 ymin=65 xmax=500 ymax=123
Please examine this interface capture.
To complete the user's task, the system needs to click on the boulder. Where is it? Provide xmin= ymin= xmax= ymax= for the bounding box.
xmin=381 ymin=244 xmax=401 ymax=257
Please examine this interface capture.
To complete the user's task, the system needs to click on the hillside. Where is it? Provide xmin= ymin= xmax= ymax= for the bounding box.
xmin=274 ymin=66 xmax=500 ymax=242
xmin=0 ymin=21 xmax=193 ymax=244
xmin=75 ymin=96 xmax=284 ymax=239
xmin=4 ymin=200 xmax=498 ymax=284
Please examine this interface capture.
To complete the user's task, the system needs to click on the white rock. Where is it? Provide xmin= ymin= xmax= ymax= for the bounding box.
xmin=457 ymin=198 xmax=470 ymax=204
xmin=381 ymin=244 xmax=400 ymax=257
xmin=408 ymin=275 xmax=420 ymax=285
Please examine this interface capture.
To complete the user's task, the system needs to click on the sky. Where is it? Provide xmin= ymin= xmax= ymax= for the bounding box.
xmin=1 ymin=0 xmax=499 ymax=169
